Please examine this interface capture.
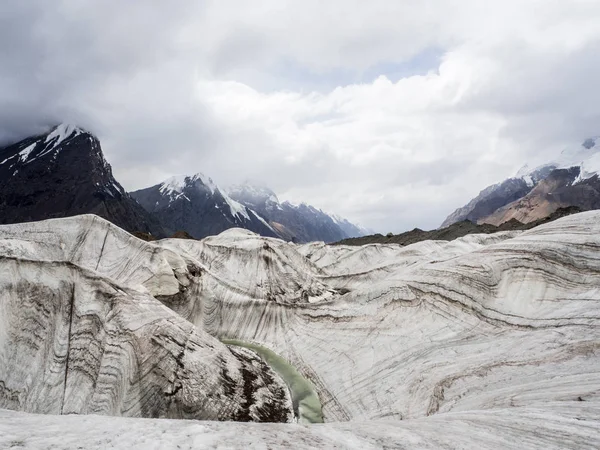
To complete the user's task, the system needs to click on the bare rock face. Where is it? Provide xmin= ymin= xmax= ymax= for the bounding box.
xmin=440 ymin=177 xmax=534 ymax=228
xmin=0 ymin=124 xmax=165 ymax=237
xmin=480 ymin=168 xmax=600 ymax=225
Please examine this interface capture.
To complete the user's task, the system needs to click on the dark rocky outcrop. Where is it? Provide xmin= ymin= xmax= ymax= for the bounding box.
xmin=0 ymin=124 xmax=165 ymax=237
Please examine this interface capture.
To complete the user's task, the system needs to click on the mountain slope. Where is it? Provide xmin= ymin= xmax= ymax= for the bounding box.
xmin=440 ymin=166 xmax=554 ymax=228
xmin=481 ymin=168 xmax=600 ymax=225
xmin=228 ymin=182 xmax=366 ymax=243
xmin=442 ymin=136 xmax=600 ymax=227
xmin=329 ymin=213 xmax=371 ymax=238
xmin=130 ymin=174 xmax=277 ymax=239
xmin=480 ymin=137 xmax=600 ymax=225
xmin=0 ymin=123 xmax=164 ymax=236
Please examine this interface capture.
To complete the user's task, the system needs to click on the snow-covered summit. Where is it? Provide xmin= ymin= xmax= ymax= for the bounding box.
xmin=159 ymin=173 xmax=217 ymax=197
xmin=156 ymin=173 xmax=252 ymax=221
xmin=0 ymin=123 xmax=164 ymax=236
xmin=517 ymin=136 xmax=600 ymax=183
xmin=45 ymin=123 xmax=85 ymax=148
xmin=0 ymin=123 xmax=92 ymax=169
xmin=131 ymin=173 xmax=276 ymax=239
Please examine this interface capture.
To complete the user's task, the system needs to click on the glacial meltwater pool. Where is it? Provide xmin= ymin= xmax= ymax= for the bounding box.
xmin=221 ymin=339 xmax=323 ymax=424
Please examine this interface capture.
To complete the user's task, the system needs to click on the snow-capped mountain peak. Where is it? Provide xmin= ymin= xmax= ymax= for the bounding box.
xmin=159 ymin=173 xmax=217 ymax=197
xmin=517 ymin=136 xmax=600 ymax=183
xmin=0 ymin=123 xmax=164 ymax=236
xmin=442 ymin=134 xmax=600 ymax=228
xmin=226 ymin=182 xmax=368 ymax=242
xmin=134 ymin=177 xmax=367 ymax=242
xmin=156 ymin=173 xmax=252 ymax=221
xmin=131 ymin=174 xmax=276 ymax=239
xmin=0 ymin=123 xmax=92 ymax=169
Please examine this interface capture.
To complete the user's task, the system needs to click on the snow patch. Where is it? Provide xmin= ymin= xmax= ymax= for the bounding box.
xmin=0 ymin=142 xmax=37 ymax=166
xmin=159 ymin=173 xmax=216 ymax=199
xmin=515 ymin=164 xmax=531 ymax=178
xmin=18 ymin=143 xmax=37 ymax=163
xmin=223 ymin=193 xmax=250 ymax=221
xmin=250 ymin=209 xmax=275 ymax=232
xmin=159 ymin=173 xmax=216 ymax=203
xmin=111 ymin=182 xmax=124 ymax=194
xmin=45 ymin=123 xmax=82 ymax=147
xmin=574 ymin=151 xmax=600 ymax=184
xmin=159 ymin=175 xmax=189 ymax=195
xmin=0 ymin=154 xmax=16 ymax=165
xmin=42 ymin=124 xmax=82 ymax=157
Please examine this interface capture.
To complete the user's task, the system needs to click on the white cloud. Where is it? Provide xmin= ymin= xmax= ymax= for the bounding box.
xmin=1 ymin=0 xmax=600 ymax=232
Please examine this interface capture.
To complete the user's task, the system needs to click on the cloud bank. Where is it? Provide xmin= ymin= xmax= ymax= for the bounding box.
xmin=1 ymin=0 xmax=599 ymax=232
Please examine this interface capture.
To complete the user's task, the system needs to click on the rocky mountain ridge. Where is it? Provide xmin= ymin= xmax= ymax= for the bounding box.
xmin=0 ymin=124 xmax=364 ymax=243
xmin=130 ymin=174 xmax=278 ymax=240
xmin=0 ymin=123 xmax=165 ymax=236
xmin=227 ymin=181 xmax=367 ymax=243
xmin=130 ymin=177 xmax=367 ymax=243
xmin=442 ymin=136 xmax=600 ymax=227
xmin=337 ymin=206 xmax=581 ymax=246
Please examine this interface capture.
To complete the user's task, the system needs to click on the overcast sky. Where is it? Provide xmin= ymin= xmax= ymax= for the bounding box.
xmin=1 ymin=1 xmax=599 ymax=232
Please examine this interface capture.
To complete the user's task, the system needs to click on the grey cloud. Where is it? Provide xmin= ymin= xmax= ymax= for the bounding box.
xmin=1 ymin=1 xmax=600 ymax=233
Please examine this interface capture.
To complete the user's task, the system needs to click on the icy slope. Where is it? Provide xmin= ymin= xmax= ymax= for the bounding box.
xmin=165 ymin=212 xmax=600 ymax=425
xmin=0 ymin=216 xmax=292 ymax=421
xmin=157 ymin=229 xmax=336 ymax=309
xmin=1 ymin=212 xmax=600 ymax=447
xmin=1 ymin=403 xmax=599 ymax=450
xmin=0 ymin=214 xmax=188 ymax=297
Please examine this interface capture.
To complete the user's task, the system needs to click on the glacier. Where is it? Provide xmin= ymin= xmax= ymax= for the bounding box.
xmin=0 ymin=212 xmax=600 ymax=448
